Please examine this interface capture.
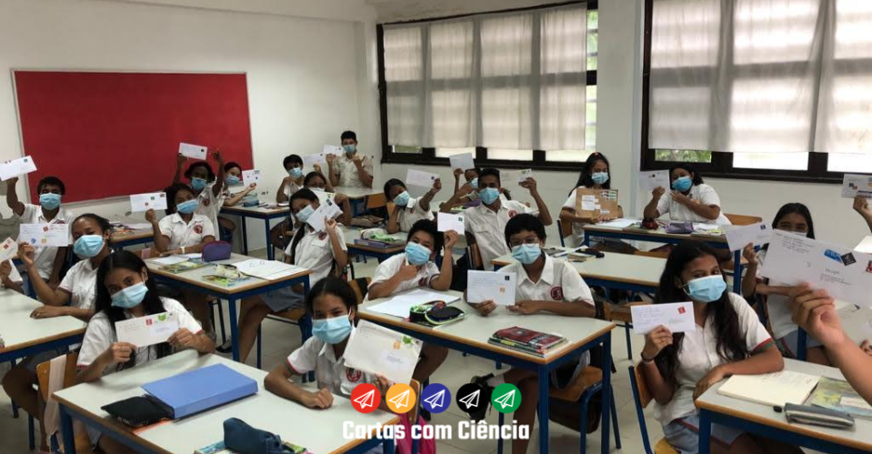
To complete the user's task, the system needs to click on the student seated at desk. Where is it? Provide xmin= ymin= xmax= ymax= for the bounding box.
xmin=467 ymin=214 xmax=595 ymax=454
xmin=383 ymin=178 xmax=439 ymax=234
xmin=559 ymin=153 xmax=631 ymax=249
xmin=270 ymin=171 xmax=353 ymax=251
xmin=232 ymin=188 xmax=348 ymax=362
xmin=76 ymin=251 xmax=214 ymax=454
xmin=265 ymin=277 xmax=391 ymax=409
xmin=328 ymin=130 xmax=373 ymax=189
xmin=445 ymin=168 xmax=552 ymax=271
xmin=6 ymin=175 xmax=72 ymax=289
xmin=639 ymin=242 xmax=798 ymax=454
xmin=643 ymin=163 xmax=731 ymax=225
xmin=853 ymin=195 xmax=872 ymax=233
xmin=452 ymin=167 xmax=480 ymax=202
xmin=146 ymin=183 xmax=216 ymax=336
xmin=277 ymin=154 xmax=304 ymax=203
xmin=219 ymin=161 xmax=258 ymax=242
xmin=173 ymin=150 xmax=227 ymax=242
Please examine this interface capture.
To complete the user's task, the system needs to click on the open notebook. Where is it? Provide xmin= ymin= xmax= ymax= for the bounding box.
xmin=717 ymin=371 xmax=820 ymax=407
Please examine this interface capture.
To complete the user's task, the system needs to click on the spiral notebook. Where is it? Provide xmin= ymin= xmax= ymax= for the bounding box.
xmin=717 ymin=370 xmax=820 ymax=407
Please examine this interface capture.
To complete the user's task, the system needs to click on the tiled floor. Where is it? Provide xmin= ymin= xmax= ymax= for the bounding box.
xmin=0 ymin=256 xmax=664 ymax=454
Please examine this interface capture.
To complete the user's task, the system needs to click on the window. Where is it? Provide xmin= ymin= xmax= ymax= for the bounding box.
xmin=378 ymin=2 xmax=598 ymax=171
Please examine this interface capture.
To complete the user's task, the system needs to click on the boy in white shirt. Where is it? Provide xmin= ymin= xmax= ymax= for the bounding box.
xmin=277 ymin=154 xmax=304 ymax=203
xmin=327 ymin=130 xmax=373 ymax=189
xmin=384 ymin=178 xmax=439 ymax=234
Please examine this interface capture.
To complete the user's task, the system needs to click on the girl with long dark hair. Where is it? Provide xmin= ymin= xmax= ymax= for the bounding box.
xmin=643 ymin=163 xmax=731 ymax=224
xmin=559 ymin=153 xmax=627 ymax=247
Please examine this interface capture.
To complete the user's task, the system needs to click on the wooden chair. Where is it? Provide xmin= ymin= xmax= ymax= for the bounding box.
xmin=543 ymin=366 xmax=622 ymax=454
xmin=36 ymin=352 xmax=96 ymax=454
xmin=725 ymin=213 xmax=763 ymax=226
xmin=628 ymin=365 xmax=679 ymax=454
xmin=558 ymin=218 xmax=574 ymax=247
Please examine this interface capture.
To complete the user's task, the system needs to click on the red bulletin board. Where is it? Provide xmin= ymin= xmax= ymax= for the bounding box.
xmin=13 ymin=71 xmax=254 ymax=203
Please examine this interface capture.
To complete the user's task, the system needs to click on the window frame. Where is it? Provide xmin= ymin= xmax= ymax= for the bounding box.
xmin=639 ymin=0 xmax=848 ymax=184
xmin=377 ymin=1 xmax=598 ymax=172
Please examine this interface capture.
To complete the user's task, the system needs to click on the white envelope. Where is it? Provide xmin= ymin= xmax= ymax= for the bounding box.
xmin=344 ymin=320 xmax=423 ymax=386
xmin=306 ymin=197 xmax=342 ymax=232
xmin=639 ymin=170 xmax=670 ymax=192
xmin=19 ymin=224 xmax=69 ymax=248
xmin=724 ymin=222 xmax=772 ymax=252
xmin=467 ymin=271 xmax=517 ymax=306
xmin=303 ymin=153 xmax=328 ymax=172
xmin=842 ymin=173 xmax=872 ymax=199
xmin=129 ymin=192 xmax=168 ymax=213
xmin=631 ymin=302 xmax=696 ymax=335
xmin=406 ymin=169 xmax=439 ymax=188
xmin=242 ymin=169 xmax=261 ymax=186
xmin=322 ymin=145 xmax=344 ymax=156
xmin=0 ymin=237 xmax=18 ymax=262
xmin=449 ymin=153 xmax=476 ymax=171
xmin=500 ymin=169 xmax=533 ymax=186
xmin=115 ymin=312 xmax=180 ymax=348
xmin=0 ymin=156 xmax=37 ymax=181
xmin=178 ymin=142 xmax=207 ymax=160
xmin=437 ymin=212 xmax=465 ymax=235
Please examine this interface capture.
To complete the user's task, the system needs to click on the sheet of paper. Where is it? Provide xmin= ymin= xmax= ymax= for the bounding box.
xmin=598 ymin=218 xmax=637 ymax=229
xmin=303 ymin=153 xmax=328 ymax=171
xmin=724 ymin=222 xmax=772 ymax=252
xmin=123 ymin=223 xmax=152 ymax=230
xmin=631 ymin=302 xmax=695 ymax=335
xmin=322 ymin=145 xmax=344 ymax=156
xmin=500 ymin=169 xmax=533 ymax=186
xmin=234 ymin=259 xmax=305 ymax=280
xmin=115 ymin=312 xmax=180 ymax=348
xmin=855 ymin=236 xmax=872 ymax=254
xmin=839 ymin=305 xmax=872 ymax=344
xmin=0 ymin=156 xmax=37 ymax=181
xmin=242 ymin=169 xmax=261 ymax=186
xmin=129 ymin=192 xmax=168 ymax=213
xmin=406 ymin=169 xmax=439 ymax=188
xmin=639 ymin=170 xmax=670 ymax=192
xmin=437 ymin=212 xmax=465 ymax=235
xmin=449 ymin=153 xmax=475 ymax=171
xmin=842 ymin=173 xmax=872 ymax=199
xmin=306 ymin=197 xmax=342 ymax=232
xmin=0 ymin=237 xmax=18 ymax=262
xmin=369 ymin=290 xmax=460 ymax=318
xmin=761 ymin=230 xmax=872 ymax=306
xmin=344 ymin=320 xmax=423 ymax=386
xmin=152 ymin=256 xmax=189 ymax=266
xmin=18 ymin=224 xmax=69 ymax=248
xmin=467 ymin=271 xmax=517 ymax=306
xmin=178 ymin=142 xmax=207 ymax=160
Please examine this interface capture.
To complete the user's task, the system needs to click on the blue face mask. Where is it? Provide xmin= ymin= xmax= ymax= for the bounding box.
xmin=469 ymin=178 xmax=478 ymax=188
xmin=289 ymin=167 xmax=302 ymax=178
xmin=591 ymin=172 xmax=609 ymax=185
xmin=405 ymin=242 xmax=432 ymax=266
xmin=39 ymin=193 xmax=62 ymax=210
xmin=672 ymin=176 xmax=693 ymax=192
xmin=312 ymin=315 xmax=353 ymax=344
xmin=343 ymin=144 xmax=356 ymax=155
xmin=512 ymin=244 xmax=542 ymax=265
xmin=73 ymin=235 xmax=104 ymax=259
xmin=480 ymin=187 xmax=500 ymax=205
xmin=191 ymin=178 xmax=208 ymax=191
xmin=226 ymin=175 xmax=241 ymax=186
xmin=176 ymin=199 xmax=199 ymax=214
xmin=296 ymin=204 xmax=315 ymax=224
xmin=393 ymin=191 xmax=411 ymax=207
xmin=111 ymin=282 xmax=149 ymax=309
xmin=684 ymin=275 xmax=727 ymax=303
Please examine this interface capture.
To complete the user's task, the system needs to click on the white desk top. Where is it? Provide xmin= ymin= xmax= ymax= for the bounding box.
xmin=335 ymin=186 xmax=383 ymax=200
xmin=53 ymin=352 xmax=398 ymax=454
xmin=0 ymin=289 xmax=85 ymax=355
xmin=492 ymin=249 xmax=665 ymax=288
xmin=360 ymin=289 xmax=615 ymax=365
xmin=220 ymin=204 xmax=290 ymax=216
xmin=696 ymin=359 xmax=872 ymax=452
xmin=145 ymin=253 xmax=311 ymax=296
xmin=584 ymin=219 xmax=727 ymax=243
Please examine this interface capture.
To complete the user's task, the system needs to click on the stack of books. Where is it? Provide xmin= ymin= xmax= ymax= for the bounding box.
xmin=354 ymin=233 xmax=404 ymax=249
xmin=488 ymin=327 xmax=567 ymax=357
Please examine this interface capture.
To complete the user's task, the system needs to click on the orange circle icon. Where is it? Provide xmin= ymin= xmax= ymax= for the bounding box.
xmin=385 ymin=383 xmax=417 ymax=414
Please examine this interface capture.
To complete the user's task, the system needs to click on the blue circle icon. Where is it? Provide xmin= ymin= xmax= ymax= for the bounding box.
xmin=420 ymin=383 xmax=451 ymax=414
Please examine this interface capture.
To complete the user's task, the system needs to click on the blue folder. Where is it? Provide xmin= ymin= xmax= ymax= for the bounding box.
xmin=142 ymin=364 xmax=258 ymax=419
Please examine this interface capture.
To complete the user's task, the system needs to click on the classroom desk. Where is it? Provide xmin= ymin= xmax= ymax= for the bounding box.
xmin=219 ymin=205 xmax=290 ymax=260
xmin=344 ymin=227 xmax=406 ymax=262
xmin=109 ymin=227 xmax=154 ymax=251
xmin=359 ymin=289 xmax=616 ymax=454
xmin=696 ymin=359 xmax=872 ymax=454
xmin=335 ymin=186 xmax=384 ymax=216
xmin=0 ymin=289 xmax=86 ymax=363
xmin=145 ymin=254 xmax=312 ymax=363
xmin=54 ymin=351 xmax=398 ymax=454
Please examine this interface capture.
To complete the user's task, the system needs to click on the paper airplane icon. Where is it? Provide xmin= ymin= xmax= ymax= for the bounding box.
xmin=494 ymin=389 xmax=516 ymax=409
xmin=354 ymin=389 xmax=376 ymax=409
xmin=423 ymin=389 xmax=446 ymax=409
xmin=459 ymin=389 xmax=480 ymax=409
xmin=388 ymin=389 xmax=411 ymax=409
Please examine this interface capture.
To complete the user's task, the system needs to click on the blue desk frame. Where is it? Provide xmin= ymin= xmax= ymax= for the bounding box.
xmin=0 ymin=333 xmax=84 ymax=364
xmin=220 ymin=207 xmax=290 ymax=261
xmin=110 ymin=234 xmax=154 ymax=251
xmin=347 ymin=245 xmax=405 ymax=263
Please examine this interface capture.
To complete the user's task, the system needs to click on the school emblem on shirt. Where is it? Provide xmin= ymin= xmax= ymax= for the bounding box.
xmin=550 ymin=286 xmax=564 ymax=300
xmin=193 ymin=224 xmax=203 ymax=234
xmin=318 ymin=232 xmax=328 ymax=241
xmin=508 ymin=210 xmax=518 ymax=218
xmin=346 ymin=368 xmax=363 ymax=383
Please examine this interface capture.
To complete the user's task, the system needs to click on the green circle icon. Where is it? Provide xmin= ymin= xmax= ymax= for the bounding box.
xmin=491 ymin=383 xmax=521 ymax=413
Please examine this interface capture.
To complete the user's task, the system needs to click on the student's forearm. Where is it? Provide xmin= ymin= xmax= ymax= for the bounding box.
xmin=640 ymin=360 xmax=675 ymax=404
xmin=265 ymin=368 xmax=308 ymax=403
xmin=338 ymin=199 xmax=352 ymax=225
xmin=328 ymin=166 xmax=340 ymax=186
xmin=65 ymin=307 xmax=95 ymax=322
xmin=827 ymin=340 xmax=872 ymax=403
xmin=2 ymin=279 xmax=23 ymax=294
xmin=429 ymin=250 xmax=453 ymax=290
xmin=6 ymin=181 xmax=24 ymax=215
xmin=192 ymin=333 xmax=216 ymax=354
xmin=862 ymin=212 xmax=872 ymax=233
xmin=182 ymin=238 xmax=216 ymax=254
xmin=26 ymin=266 xmax=68 ymax=306
xmin=225 ymin=188 xmax=252 ymax=207
xmin=355 ymin=164 xmax=373 ymax=188
xmin=533 ymin=300 xmax=596 ymax=318
xmin=276 ymin=184 xmax=289 ymax=203
xmin=559 ymin=208 xmax=594 ymax=224
xmin=173 ymin=162 xmax=183 ymax=185
xmin=367 ymin=276 xmax=405 ymax=299
xmin=386 ymin=208 xmax=401 ymax=234
xmin=718 ymin=345 xmax=783 ymax=376
xmin=440 ymin=193 xmax=465 ymax=213
xmin=686 ymin=202 xmax=720 ymax=220
xmin=419 ymin=189 xmax=437 ymax=212
xmin=643 ymin=199 xmax=660 ymax=219
xmin=152 ymin=227 xmax=171 ymax=252
xmin=328 ymin=233 xmax=347 ymax=271
xmin=531 ymin=191 xmax=553 ymax=226
xmin=50 ymin=247 xmax=67 ymax=281
xmin=212 ymin=169 xmax=225 ymax=198
xmin=77 ymin=357 xmax=111 ymax=384
xmin=742 ymin=264 xmax=759 ymax=298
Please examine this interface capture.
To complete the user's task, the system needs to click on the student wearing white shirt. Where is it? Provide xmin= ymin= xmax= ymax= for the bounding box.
xmin=327 ymin=130 xmax=374 ymax=189
xmin=446 ymin=168 xmax=553 ymax=271
xmin=643 ymin=163 xmax=731 ymax=225
xmin=220 ymin=161 xmax=258 ymax=242
xmin=276 ymin=154 xmax=304 ymax=203
xmin=383 ymin=178 xmax=439 ymax=234
xmin=6 ymin=175 xmax=72 ymax=287
xmin=467 ymin=214 xmax=595 ymax=454
xmin=232 ymin=188 xmax=348 ymax=363
xmin=639 ymin=242 xmax=798 ymax=454
xmin=173 ymin=150 xmax=227 ymax=238
xmin=446 ymin=168 xmax=481 ymax=209
xmin=75 ymin=251 xmax=214 ymax=454
xmin=270 ymin=171 xmax=353 ymax=252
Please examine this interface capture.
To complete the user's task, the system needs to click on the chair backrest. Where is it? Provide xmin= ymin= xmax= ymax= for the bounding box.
xmin=559 ymin=218 xmax=574 ymax=247
xmin=347 ymin=277 xmax=372 ymax=306
xmin=725 ymin=213 xmax=763 ymax=226
xmin=630 ymin=364 xmax=654 ymax=408
xmin=467 ymin=243 xmax=484 ymax=270
xmin=37 ymin=352 xmax=80 ymax=403
xmin=367 ymin=193 xmax=387 ymax=210
xmin=409 ymin=379 xmax=421 ymax=423
xmin=629 ymin=365 xmax=657 ymax=454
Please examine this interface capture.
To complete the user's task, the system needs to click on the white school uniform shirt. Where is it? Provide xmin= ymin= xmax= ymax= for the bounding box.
xmin=498 ymin=254 xmax=594 ymax=306
xmin=334 ymin=154 xmax=373 ymax=188
xmin=754 ymin=249 xmax=795 ymax=340
xmin=653 ymin=293 xmax=772 ymax=426
xmin=286 ymin=325 xmax=375 ymax=397
xmin=195 ymin=183 xmax=225 ymax=235
xmin=158 ymin=213 xmax=215 ymax=251
xmin=655 ymin=183 xmax=731 ymax=225
xmin=58 ymin=258 xmax=99 ymax=310
xmin=395 ymin=197 xmax=435 ymax=232
xmin=464 ymin=200 xmax=533 ymax=271
xmin=285 ymin=225 xmax=347 ymax=284
xmin=20 ymin=203 xmax=74 ymax=279
xmin=282 ymin=180 xmax=302 ymax=199
xmin=367 ymin=253 xmax=441 ymax=297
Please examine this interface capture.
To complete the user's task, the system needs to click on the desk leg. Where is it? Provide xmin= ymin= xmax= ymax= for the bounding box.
xmin=60 ymin=404 xmax=77 ymax=454
xmin=732 ymin=250 xmax=742 ymax=294
xmin=241 ymin=216 xmax=249 ymax=255
xmin=537 ymin=363 xmax=550 ymax=454
xmin=264 ymin=219 xmax=274 ymax=261
xmin=228 ymin=297 xmax=240 ymax=362
xmin=584 ymin=230 xmax=591 ymax=247
xmin=698 ymin=409 xmax=712 ymax=454
xmin=600 ymin=332 xmax=612 ymax=454
xmin=797 ymin=328 xmax=808 ymax=361
xmin=382 ymin=437 xmax=395 ymax=454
